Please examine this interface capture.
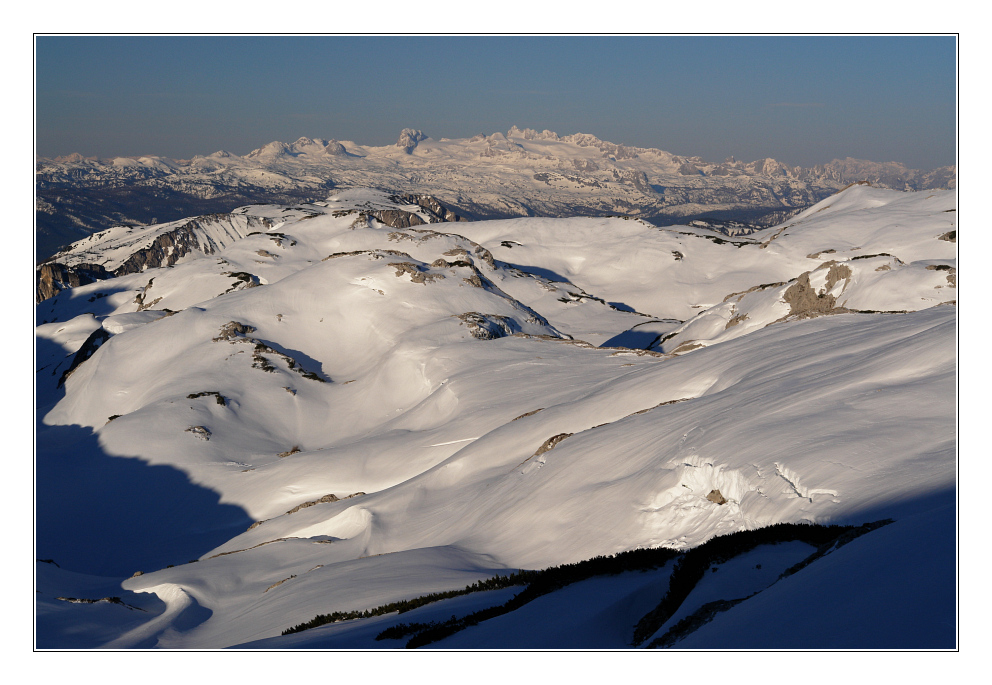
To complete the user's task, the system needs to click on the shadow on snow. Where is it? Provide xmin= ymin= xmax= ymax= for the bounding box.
xmin=36 ymin=421 xmax=253 ymax=577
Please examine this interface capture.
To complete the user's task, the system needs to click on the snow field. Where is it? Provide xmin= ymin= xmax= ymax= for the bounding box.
xmin=36 ymin=185 xmax=956 ymax=648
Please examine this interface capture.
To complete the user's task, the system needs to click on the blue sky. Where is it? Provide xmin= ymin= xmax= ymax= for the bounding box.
xmin=35 ymin=35 xmax=957 ymax=169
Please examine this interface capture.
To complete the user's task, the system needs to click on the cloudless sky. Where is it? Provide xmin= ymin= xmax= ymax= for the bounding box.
xmin=35 ymin=35 xmax=957 ymax=169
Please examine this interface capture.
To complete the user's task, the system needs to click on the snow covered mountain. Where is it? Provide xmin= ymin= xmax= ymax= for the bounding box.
xmin=36 ymin=127 xmax=955 ymax=259
xmin=35 ymin=185 xmax=956 ymax=649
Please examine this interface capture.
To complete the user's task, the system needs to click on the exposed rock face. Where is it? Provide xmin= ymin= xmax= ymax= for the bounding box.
xmin=454 ymin=312 xmax=515 ymax=339
xmin=390 ymin=194 xmax=469 ymax=223
xmin=36 ymin=214 xmax=271 ymax=303
xmin=706 ymin=489 xmax=728 ymax=505
xmin=133 ymin=278 xmax=161 ymax=311
xmin=324 ymin=140 xmax=348 ymax=156
xmin=343 ymin=194 xmax=470 ymax=229
xmin=725 ymin=313 xmax=749 ymax=329
xmin=187 ymin=391 xmax=227 ymax=406
xmin=926 ymin=264 xmax=956 ymax=287
xmin=36 ymin=183 xmax=323 ymax=260
xmin=534 ymin=432 xmax=573 ymax=456
xmin=512 ymin=408 xmax=545 ymax=421
xmin=37 ymin=261 xmax=111 ymax=303
xmin=58 ymin=327 xmax=111 ymax=387
xmin=185 ymin=426 xmax=211 ymax=441
xmin=824 ymin=263 xmax=852 ymax=289
xmin=116 ymin=218 xmax=209 ymax=272
xmin=782 ymin=269 xmax=851 ymax=320
xmin=397 ymin=128 xmax=428 ymax=153
xmin=390 ymin=262 xmax=445 ymax=284
xmin=612 ymin=169 xmax=655 ymax=194
xmin=373 ymin=210 xmax=427 ymax=228
xmin=264 ymin=575 xmax=296 ymax=592
xmin=213 ymin=321 xmax=257 ymax=342
xmin=284 ymin=493 xmax=340 ymax=516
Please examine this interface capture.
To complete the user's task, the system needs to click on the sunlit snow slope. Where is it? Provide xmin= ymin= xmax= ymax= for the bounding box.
xmin=36 ymin=186 xmax=956 ymax=649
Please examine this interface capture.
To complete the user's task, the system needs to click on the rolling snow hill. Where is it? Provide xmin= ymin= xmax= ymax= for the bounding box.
xmin=35 ymin=185 xmax=956 ymax=649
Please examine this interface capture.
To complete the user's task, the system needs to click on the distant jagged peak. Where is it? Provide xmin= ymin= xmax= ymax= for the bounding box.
xmin=560 ymin=132 xmax=640 ymax=160
xmin=52 ymin=152 xmax=89 ymax=164
xmin=397 ymin=128 xmax=429 ymax=153
xmin=507 ymin=125 xmax=560 ymax=141
xmin=208 ymin=150 xmax=234 ymax=159
xmin=323 ymin=140 xmax=349 ymax=156
xmin=246 ymin=140 xmax=292 ymax=158
xmin=480 ymin=132 xmax=525 ymax=157
xmin=745 ymin=158 xmax=793 ymax=177
xmin=289 ymin=136 xmax=328 ymax=154
xmin=561 ymin=131 xmax=604 ymax=148
xmin=826 ymin=157 xmax=911 ymax=174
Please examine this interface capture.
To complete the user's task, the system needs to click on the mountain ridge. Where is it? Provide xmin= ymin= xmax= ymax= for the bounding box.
xmin=36 ymin=127 xmax=955 ymax=259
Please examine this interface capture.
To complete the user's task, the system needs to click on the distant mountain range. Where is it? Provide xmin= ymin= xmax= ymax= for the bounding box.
xmin=35 ymin=126 xmax=956 ymax=259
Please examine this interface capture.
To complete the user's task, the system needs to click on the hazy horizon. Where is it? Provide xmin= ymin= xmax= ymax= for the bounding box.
xmin=35 ymin=35 xmax=957 ymax=170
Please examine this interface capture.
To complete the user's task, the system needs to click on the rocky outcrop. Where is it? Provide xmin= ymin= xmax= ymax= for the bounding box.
xmin=187 ymin=391 xmax=227 ymax=406
xmin=350 ymin=194 xmax=470 ymax=229
xmin=213 ymin=321 xmax=257 ymax=341
xmin=284 ymin=493 xmax=339 ymax=515
xmin=55 ymin=596 xmax=145 ymax=611
xmin=390 ymin=194 xmax=469 ymax=223
xmin=454 ymin=312 xmax=514 ymax=339
xmin=781 ymin=268 xmax=852 ymax=320
xmin=185 ymin=426 xmax=211 ymax=441
xmin=58 ymin=327 xmax=111 ymax=387
xmin=706 ymin=489 xmax=728 ymax=505
xmin=213 ymin=324 xmax=327 ymax=382
xmin=390 ymin=262 xmax=445 ymax=284
xmin=533 ymin=433 xmax=573 ymax=457
xmin=926 ymin=264 xmax=956 ymax=287
xmin=373 ymin=210 xmax=426 ymax=228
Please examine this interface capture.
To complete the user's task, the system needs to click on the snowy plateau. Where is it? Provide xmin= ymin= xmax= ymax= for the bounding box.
xmin=35 ymin=183 xmax=957 ymax=650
